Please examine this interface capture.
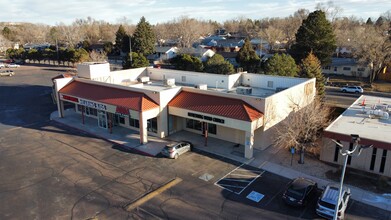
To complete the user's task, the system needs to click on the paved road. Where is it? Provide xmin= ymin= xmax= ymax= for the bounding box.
xmin=0 ymin=65 xmax=390 ymax=219
xmin=325 ymin=87 xmax=391 ymax=108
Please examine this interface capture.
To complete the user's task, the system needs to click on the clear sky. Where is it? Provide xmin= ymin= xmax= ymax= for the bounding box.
xmin=2 ymin=0 xmax=390 ymax=25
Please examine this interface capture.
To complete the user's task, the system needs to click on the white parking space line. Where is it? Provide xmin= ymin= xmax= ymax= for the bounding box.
xmin=215 ymin=164 xmax=265 ymax=195
xmin=236 ymin=170 xmax=265 ymax=195
xmin=222 ymin=178 xmax=252 ymax=182
xmin=218 ymin=184 xmax=246 ymax=189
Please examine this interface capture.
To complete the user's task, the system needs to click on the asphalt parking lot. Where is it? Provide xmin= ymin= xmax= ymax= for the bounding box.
xmin=0 ymin=64 xmax=390 ymax=219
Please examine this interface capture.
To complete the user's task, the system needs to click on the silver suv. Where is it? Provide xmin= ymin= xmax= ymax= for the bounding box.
xmin=316 ymin=184 xmax=351 ymax=220
xmin=340 ymin=86 xmax=363 ymax=93
xmin=161 ymin=142 xmax=191 ymax=159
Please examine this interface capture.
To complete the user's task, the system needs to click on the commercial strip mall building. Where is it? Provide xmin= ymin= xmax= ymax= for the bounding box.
xmin=322 ymin=95 xmax=391 ymax=177
xmin=53 ymin=62 xmax=316 ymax=159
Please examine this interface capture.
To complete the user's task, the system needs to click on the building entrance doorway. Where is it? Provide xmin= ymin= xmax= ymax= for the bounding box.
xmin=98 ymin=110 xmax=107 ymax=129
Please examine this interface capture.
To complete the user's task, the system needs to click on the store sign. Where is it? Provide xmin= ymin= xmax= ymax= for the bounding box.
xmin=116 ymin=106 xmax=129 ymax=116
xmin=62 ymin=95 xmax=79 ymax=103
xmin=79 ymin=99 xmax=107 ymax=111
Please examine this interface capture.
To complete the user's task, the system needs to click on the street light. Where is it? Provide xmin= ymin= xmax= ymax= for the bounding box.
xmin=331 ymin=134 xmax=372 ymax=220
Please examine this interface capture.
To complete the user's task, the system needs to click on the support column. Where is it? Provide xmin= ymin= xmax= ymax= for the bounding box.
xmin=57 ymin=95 xmax=64 ymax=118
xmin=157 ymin=107 xmax=168 ymax=138
xmin=81 ymin=106 xmax=85 ymax=124
xmin=244 ymin=130 xmax=254 ymax=159
xmin=139 ymin=112 xmax=148 ymax=144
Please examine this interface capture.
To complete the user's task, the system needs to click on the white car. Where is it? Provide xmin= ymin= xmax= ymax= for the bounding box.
xmin=0 ymin=63 xmax=5 ymax=68
xmin=316 ymin=184 xmax=351 ymax=220
xmin=7 ymin=63 xmax=20 ymax=68
xmin=340 ymin=86 xmax=363 ymax=93
xmin=161 ymin=141 xmax=192 ymax=159
xmin=0 ymin=70 xmax=15 ymax=76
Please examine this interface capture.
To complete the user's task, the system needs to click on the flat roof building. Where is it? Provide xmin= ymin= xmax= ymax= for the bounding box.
xmin=322 ymin=95 xmax=391 ymax=177
xmin=53 ymin=62 xmax=316 ymax=159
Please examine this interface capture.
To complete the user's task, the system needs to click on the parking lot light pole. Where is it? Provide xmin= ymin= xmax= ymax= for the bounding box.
xmin=332 ymin=135 xmax=372 ymax=220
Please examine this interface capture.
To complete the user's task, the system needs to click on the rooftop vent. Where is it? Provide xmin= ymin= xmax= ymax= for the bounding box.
xmin=164 ymin=78 xmax=175 ymax=87
xmin=137 ymin=76 xmax=150 ymax=83
xmin=195 ymin=84 xmax=207 ymax=90
xmin=237 ymin=87 xmax=252 ymax=95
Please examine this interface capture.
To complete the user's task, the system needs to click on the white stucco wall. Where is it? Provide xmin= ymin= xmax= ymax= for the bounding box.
xmin=146 ymin=68 xmax=233 ymax=89
xmin=262 ymin=78 xmax=316 ymax=130
xmin=54 ymin=78 xmax=73 ymax=92
xmin=242 ymin=73 xmax=308 ymax=89
xmin=108 ymin=67 xmax=147 ymax=84
xmin=77 ymin=62 xmax=110 ymax=79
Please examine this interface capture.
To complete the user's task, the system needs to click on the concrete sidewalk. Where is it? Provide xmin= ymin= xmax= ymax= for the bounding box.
xmin=51 ymin=110 xmax=391 ymax=212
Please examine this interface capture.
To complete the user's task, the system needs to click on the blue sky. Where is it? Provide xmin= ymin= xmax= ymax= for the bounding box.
xmin=3 ymin=0 xmax=390 ymax=25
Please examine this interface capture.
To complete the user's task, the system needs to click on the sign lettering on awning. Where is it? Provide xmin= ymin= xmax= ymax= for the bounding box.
xmin=79 ymin=98 xmax=107 ymax=111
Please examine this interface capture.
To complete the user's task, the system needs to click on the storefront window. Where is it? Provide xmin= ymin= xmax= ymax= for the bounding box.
xmin=129 ymin=118 xmax=139 ymax=128
xmin=147 ymin=117 xmax=158 ymax=133
xmin=86 ymin=107 xmax=97 ymax=116
xmin=77 ymin=105 xmax=97 ymax=116
xmin=186 ymin=119 xmax=216 ymax=134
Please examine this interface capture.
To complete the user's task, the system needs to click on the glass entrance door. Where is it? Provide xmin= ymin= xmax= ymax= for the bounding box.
xmin=98 ymin=110 xmax=107 ymax=129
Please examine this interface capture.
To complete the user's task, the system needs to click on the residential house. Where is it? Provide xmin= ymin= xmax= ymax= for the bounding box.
xmin=216 ymin=51 xmax=239 ymax=68
xmin=322 ymin=58 xmax=370 ymax=78
xmin=148 ymin=46 xmax=178 ymax=63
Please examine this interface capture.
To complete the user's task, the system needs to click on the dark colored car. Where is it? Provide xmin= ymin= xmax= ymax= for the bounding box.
xmin=282 ymin=177 xmax=318 ymax=206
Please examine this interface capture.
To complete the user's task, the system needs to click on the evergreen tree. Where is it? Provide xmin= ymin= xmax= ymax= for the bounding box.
xmin=366 ymin=17 xmax=374 ymax=25
xmin=290 ymin=10 xmax=336 ymax=66
xmin=264 ymin=53 xmax=299 ymax=77
xmin=236 ymin=38 xmax=260 ymax=72
xmin=132 ymin=17 xmax=156 ymax=56
xmin=300 ymin=52 xmax=325 ymax=97
xmin=2 ymin=27 xmax=15 ymax=41
xmin=375 ymin=16 xmax=385 ymax=26
xmin=122 ymin=52 xmax=150 ymax=69
xmin=115 ymin=25 xmax=127 ymax=54
xmin=170 ymin=54 xmax=203 ymax=72
xmin=204 ymin=54 xmax=235 ymax=74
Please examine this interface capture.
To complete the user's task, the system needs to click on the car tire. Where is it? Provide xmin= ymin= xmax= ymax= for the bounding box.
xmin=174 ymin=153 xmax=179 ymax=159
xmin=355 ymin=91 xmax=359 ymax=94
xmin=342 ymin=89 xmax=346 ymax=93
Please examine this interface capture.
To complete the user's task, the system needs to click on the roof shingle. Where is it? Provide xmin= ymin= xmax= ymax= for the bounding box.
xmin=168 ymin=91 xmax=263 ymax=122
xmin=59 ymin=81 xmax=158 ymax=112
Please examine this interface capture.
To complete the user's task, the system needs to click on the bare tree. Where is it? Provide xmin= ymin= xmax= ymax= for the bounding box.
xmin=258 ymin=25 xmax=284 ymax=52
xmin=316 ymin=0 xmax=343 ymax=22
xmin=89 ymin=50 xmax=107 ymax=62
xmin=273 ymin=97 xmax=332 ymax=163
xmin=172 ymin=16 xmax=214 ymax=48
xmin=346 ymin=17 xmax=391 ymax=84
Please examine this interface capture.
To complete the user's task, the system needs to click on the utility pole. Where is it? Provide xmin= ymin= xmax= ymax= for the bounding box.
xmin=129 ymin=35 xmax=132 ymax=62
xmin=56 ymin=38 xmax=59 ymax=66
xmin=332 ymin=135 xmax=372 ymax=220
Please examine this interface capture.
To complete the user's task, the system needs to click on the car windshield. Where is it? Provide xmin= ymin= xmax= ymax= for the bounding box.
xmin=287 ymin=185 xmax=306 ymax=199
xmin=164 ymin=146 xmax=174 ymax=150
xmin=319 ymin=200 xmax=343 ymax=210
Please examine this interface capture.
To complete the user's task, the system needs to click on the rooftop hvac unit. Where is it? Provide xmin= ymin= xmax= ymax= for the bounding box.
xmin=137 ymin=76 xmax=150 ymax=83
xmin=164 ymin=78 xmax=175 ymax=87
xmin=195 ymin=84 xmax=207 ymax=90
xmin=237 ymin=87 xmax=252 ymax=95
